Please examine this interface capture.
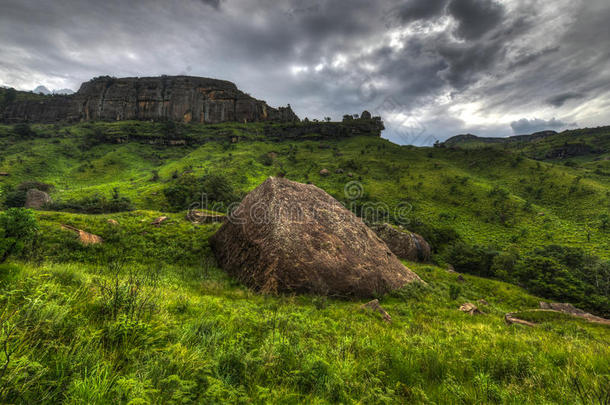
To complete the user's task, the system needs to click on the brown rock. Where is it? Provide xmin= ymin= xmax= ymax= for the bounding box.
xmin=459 ymin=303 xmax=482 ymax=315
xmin=361 ymin=299 xmax=392 ymax=322
xmin=210 ymin=177 xmax=423 ymax=297
xmin=505 ymin=313 xmax=536 ymax=327
xmin=25 ymin=189 xmax=52 ymax=209
xmin=370 ymin=223 xmax=431 ymax=262
xmin=539 ymin=302 xmax=610 ymax=325
xmin=61 ymin=224 xmax=103 ymax=245
xmin=107 ymin=219 xmax=119 ymax=226
xmin=347 ymin=172 xmax=354 ymax=177
xmin=151 ymin=216 xmax=168 ymax=226
xmin=319 ymin=168 xmax=330 ymax=176
xmin=0 ymin=172 xmax=9 ymax=176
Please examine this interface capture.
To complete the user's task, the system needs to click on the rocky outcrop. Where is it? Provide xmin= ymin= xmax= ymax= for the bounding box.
xmin=2 ymin=76 xmax=299 ymax=124
xmin=210 ymin=177 xmax=423 ymax=297
xmin=370 ymin=223 xmax=431 ymax=262
xmin=25 ymin=189 xmax=52 ymax=209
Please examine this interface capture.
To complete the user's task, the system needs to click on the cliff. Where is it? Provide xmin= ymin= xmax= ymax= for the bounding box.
xmin=1 ymin=75 xmax=299 ymax=124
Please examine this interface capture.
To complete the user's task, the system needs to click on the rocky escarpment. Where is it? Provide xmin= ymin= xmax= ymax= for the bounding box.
xmin=1 ymin=76 xmax=299 ymax=124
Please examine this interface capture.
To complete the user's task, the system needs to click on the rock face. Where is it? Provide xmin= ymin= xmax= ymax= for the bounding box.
xmin=370 ymin=223 xmax=431 ymax=262
xmin=24 ymin=189 xmax=51 ymax=209
xmin=210 ymin=177 xmax=423 ymax=297
xmin=2 ymin=76 xmax=299 ymax=124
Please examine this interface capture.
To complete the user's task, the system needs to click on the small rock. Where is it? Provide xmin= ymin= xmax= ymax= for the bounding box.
xmin=347 ymin=172 xmax=354 ymax=177
xmin=25 ymin=189 xmax=52 ymax=209
xmin=107 ymin=219 xmax=119 ymax=226
xmin=459 ymin=303 xmax=482 ymax=315
xmin=478 ymin=299 xmax=489 ymax=306
xmin=319 ymin=168 xmax=330 ymax=176
xmin=457 ymin=274 xmax=465 ymax=283
xmin=335 ymin=168 xmax=344 ymax=174
xmin=361 ymin=299 xmax=392 ymax=322
xmin=61 ymin=224 xmax=103 ymax=245
xmin=447 ymin=265 xmax=457 ymax=273
xmin=505 ymin=313 xmax=536 ymax=327
xmin=0 ymin=172 xmax=9 ymax=176
xmin=152 ymin=216 xmax=168 ymax=226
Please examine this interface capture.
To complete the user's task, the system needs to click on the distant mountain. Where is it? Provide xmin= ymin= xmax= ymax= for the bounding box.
xmin=441 ymin=127 xmax=610 ymax=162
xmin=33 ymin=85 xmax=52 ymax=95
xmin=53 ymin=88 xmax=75 ymax=95
xmin=32 ymin=85 xmax=74 ymax=95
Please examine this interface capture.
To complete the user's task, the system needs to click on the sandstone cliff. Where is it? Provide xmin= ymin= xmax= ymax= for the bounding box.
xmin=1 ymin=75 xmax=299 ymax=124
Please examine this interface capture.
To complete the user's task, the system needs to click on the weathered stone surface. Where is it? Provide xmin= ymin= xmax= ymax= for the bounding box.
xmin=25 ymin=189 xmax=51 ymax=209
xmin=61 ymin=224 xmax=103 ymax=245
xmin=361 ymin=299 xmax=392 ymax=322
xmin=370 ymin=223 xmax=431 ymax=262
xmin=210 ymin=177 xmax=423 ymax=297
xmin=2 ymin=76 xmax=299 ymax=124
xmin=459 ymin=303 xmax=482 ymax=315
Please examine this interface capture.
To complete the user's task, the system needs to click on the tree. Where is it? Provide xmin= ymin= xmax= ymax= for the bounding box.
xmin=0 ymin=208 xmax=38 ymax=263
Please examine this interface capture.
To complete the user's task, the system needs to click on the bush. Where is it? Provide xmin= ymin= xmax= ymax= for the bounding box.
xmin=49 ymin=188 xmax=134 ymax=214
xmin=444 ymin=242 xmax=498 ymax=277
xmin=13 ymin=123 xmax=34 ymax=138
xmin=0 ymin=208 xmax=38 ymax=263
xmin=163 ymin=172 xmax=237 ymax=212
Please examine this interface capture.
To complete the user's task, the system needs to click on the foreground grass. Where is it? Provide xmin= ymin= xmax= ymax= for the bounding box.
xmin=1 ymin=256 xmax=608 ymax=404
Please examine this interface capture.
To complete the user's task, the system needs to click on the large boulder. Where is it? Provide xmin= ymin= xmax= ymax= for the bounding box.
xmin=25 ymin=189 xmax=51 ymax=209
xmin=210 ymin=177 xmax=423 ymax=297
xmin=370 ymin=223 xmax=431 ymax=262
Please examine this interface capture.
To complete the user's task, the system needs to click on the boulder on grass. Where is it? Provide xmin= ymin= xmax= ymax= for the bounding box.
xmin=25 ymin=189 xmax=52 ymax=209
xmin=370 ymin=223 xmax=431 ymax=262
xmin=210 ymin=177 xmax=423 ymax=297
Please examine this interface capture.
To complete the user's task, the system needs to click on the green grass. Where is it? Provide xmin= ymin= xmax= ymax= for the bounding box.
xmin=1 ymin=250 xmax=608 ymax=403
xmin=0 ymin=121 xmax=609 ymax=403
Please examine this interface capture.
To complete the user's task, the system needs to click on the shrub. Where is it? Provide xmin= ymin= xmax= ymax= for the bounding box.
xmin=49 ymin=188 xmax=134 ymax=214
xmin=0 ymin=208 xmax=38 ymax=263
xmin=163 ymin=172 xmax=237 ymax=212
xmin=445 ymin=242 xmax=498 ymax=277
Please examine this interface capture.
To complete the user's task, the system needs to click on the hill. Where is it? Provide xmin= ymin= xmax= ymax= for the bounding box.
xmin=442 ymin=126 xmax=610 ymax=165
xmin=0 ymin=120 xmax=608 ymax=403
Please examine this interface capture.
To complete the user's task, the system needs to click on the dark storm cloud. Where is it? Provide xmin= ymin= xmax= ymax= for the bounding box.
xmin=198 ymin=0 xmax=221 ymax=9
xmin=546 ymin=92 xmax=585 ymax=107
xmin=510 ymin=118 xmax=576 ymax=134
xmin=447 ymin=0 xmax=505 ymax=40
xmin=0 ymin=0 xmax=609 ymax=144
xmin=392 ymin=0 xmax=448 ymax=22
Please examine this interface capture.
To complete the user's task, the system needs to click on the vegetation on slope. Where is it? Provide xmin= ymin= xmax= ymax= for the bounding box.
xmin=0 ymin=210 xmax=608 ymax=404
xmin=0 ymin=121 xmax=608 ymax=403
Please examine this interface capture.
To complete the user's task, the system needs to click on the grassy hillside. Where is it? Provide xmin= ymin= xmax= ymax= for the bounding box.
xmin=0 ymin=121 xmax=609 ymax=403
xmin=443 ymin=126 xmax=610 ymax=166
xmin=1 ymin=211 xmax=609 ymax=404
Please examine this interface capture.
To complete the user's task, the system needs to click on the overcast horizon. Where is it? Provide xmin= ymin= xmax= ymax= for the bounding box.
xmin=1 ymin=0 xmax=609 ymax=145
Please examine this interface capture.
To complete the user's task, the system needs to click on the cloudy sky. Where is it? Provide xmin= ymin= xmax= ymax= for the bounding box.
xmin=1 ymin=0 xmax=609 ymax=144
